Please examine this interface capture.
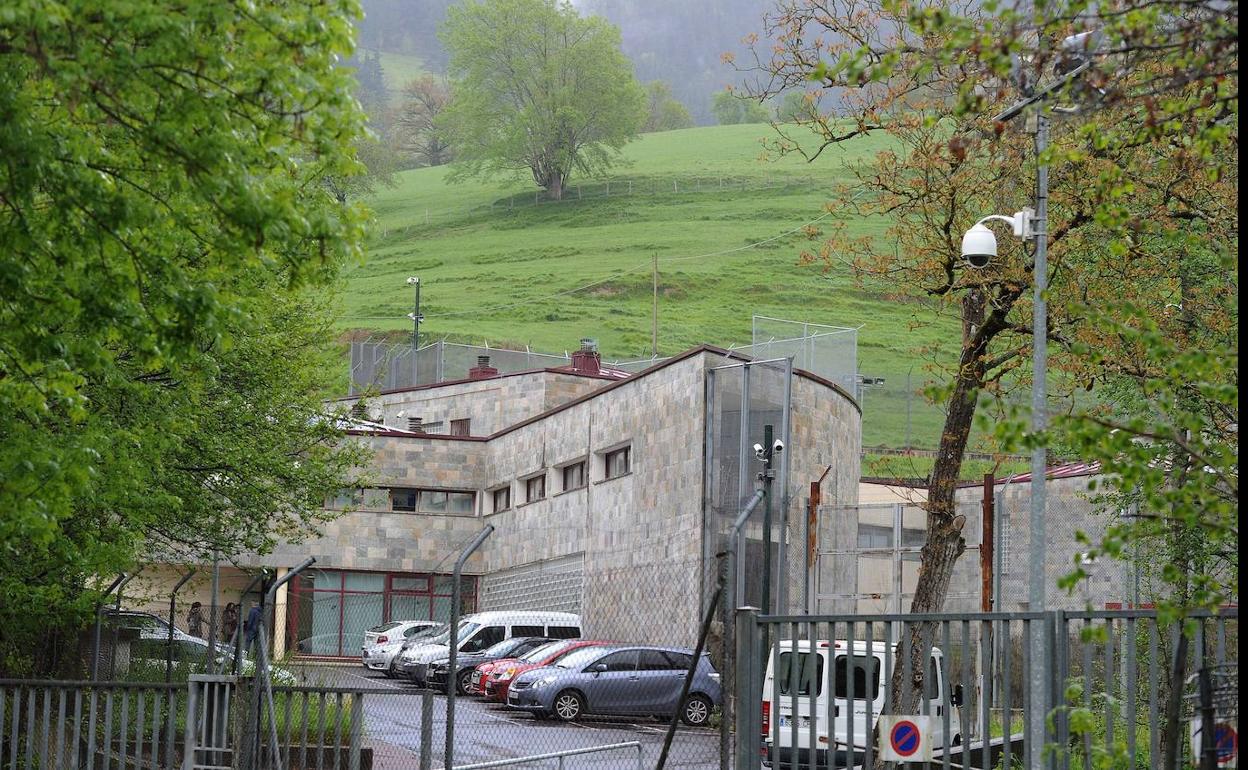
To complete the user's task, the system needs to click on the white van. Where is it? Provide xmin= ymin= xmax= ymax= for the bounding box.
xmin=763 ymin=639 xmax=963 ymax=768
xmin=398 ymin=610 xmax=581 ymax=686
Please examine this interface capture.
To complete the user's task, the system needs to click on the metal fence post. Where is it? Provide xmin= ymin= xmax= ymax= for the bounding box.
xmin=734 ymin=606 xmax=761 ymax=770
xmin=166 ymin=569 xmax=196 ymax=683
xmin=447 ymin=525 xmax=494 ymax=770
xmin=420 ymin=689 xmax=434 ymax=770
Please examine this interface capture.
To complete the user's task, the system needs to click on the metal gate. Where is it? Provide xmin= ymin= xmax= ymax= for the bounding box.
xmin=732 ymin=607 xmax=1239 ymax=770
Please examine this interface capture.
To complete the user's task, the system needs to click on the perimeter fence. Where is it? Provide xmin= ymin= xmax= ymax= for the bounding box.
xmin=377 ymin=174 xmax=830 ymax=235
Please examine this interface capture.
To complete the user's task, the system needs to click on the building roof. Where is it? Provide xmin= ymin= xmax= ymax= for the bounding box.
xmin=342 ymin=343 xmax=860 ymax=441
xmin=998 ymin=461 xmax=1101 ymax=484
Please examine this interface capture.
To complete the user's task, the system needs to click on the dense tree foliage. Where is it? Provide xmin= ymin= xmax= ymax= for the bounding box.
xmin=0 ymin=0 xmax=371 ymax=674
xmin=741 ymin=0 xmax=1236 ymax=732
xmin=395 ymin=76 xmax=454 ymax=166
xmin=711 ymin=89 xmax=771 ymax=124
xmin=643 ymin=81 xmax=695 ymax=133
xmin=438 ymin=0 xmax=646 ymax=200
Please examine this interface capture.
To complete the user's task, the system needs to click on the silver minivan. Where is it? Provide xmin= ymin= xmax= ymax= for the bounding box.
xmin=399 ymin=611 xmax=581 ymax=686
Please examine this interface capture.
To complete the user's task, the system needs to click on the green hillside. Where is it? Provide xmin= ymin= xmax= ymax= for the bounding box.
xmin=343 ymin=124 xmax=980 ymax=453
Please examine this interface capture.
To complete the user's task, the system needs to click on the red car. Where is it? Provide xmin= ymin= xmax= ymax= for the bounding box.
xmin=477 ymin=639 xmax=612 ymax=702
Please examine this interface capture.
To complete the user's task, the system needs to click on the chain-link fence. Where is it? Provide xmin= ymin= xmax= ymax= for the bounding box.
xmin=375 ymin=174 xmax=831 ymax=235
xmin=275 ymin=557 xmax=724 ymax=769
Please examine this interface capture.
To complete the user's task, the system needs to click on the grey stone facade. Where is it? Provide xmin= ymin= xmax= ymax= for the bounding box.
xmin=262 ymin=345 xmax=862 ymax=649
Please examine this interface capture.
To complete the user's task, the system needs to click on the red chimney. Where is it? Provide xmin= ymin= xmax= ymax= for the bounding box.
xmin=469 ymin=355 xmax=499 ymax=380
xmin=570 ymin=338 xmax=601 ymax=375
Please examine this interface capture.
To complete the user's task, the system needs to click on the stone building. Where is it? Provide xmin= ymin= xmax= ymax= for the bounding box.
xmin=155 ymin=341 xmax=863 ymax=658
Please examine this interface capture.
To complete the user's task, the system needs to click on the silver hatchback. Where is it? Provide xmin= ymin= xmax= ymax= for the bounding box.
xmin=506 ymin=645 xmax=720 ymax=726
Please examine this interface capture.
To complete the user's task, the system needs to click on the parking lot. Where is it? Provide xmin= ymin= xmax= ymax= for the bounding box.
xmin=292 ymin=663 xmax=723 ymax=769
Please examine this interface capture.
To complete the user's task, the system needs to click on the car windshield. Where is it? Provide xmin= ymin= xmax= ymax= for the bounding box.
xmin=408 ymin=624 xmax=445 ymax=641
xmin=482 ymin=638 xmax=524 ymax=657
xmin=553 ymin=647 xmax=605 ymax=670
xmin=521 ymin=640 xmax=571 ymax=662
xmin=369 ymin=622 xmax=403 ymax=634
xmin=422 ymin=620 xmax=474 ymax=648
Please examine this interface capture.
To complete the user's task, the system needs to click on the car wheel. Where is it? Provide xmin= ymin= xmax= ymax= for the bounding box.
xmin=552 ymin=690 xmax=585 ymax=722
xmin=681 ymin=694 xmax=712 ymax=727
xmin=386 ymin=660 xmax=399 ymax=679
xmin=456 ymin=669 xmax=475 ymax=696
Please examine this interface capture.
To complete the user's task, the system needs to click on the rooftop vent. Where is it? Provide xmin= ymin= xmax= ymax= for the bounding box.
xmin=407 ymin=416 xmax=425 ymax=433
xmin=469 ymin=355 xmax=499 ymax=380
xmin=570 ymin=338 xmax=601 ymax=375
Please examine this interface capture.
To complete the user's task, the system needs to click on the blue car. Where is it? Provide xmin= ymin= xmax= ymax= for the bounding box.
xmin=506 ymin=645 xmax=720 ymax=726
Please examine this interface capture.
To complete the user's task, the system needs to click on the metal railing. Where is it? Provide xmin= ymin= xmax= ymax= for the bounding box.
xmin=452 ymin=740 xmax=644 ymax=770
xmin=0 ymin=679 xmax=187 ymax=769
xmin=734 ymin=607 xmax=1239 ymax=770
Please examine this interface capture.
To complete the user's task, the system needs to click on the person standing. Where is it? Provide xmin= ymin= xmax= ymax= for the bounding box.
xmin=222 ymin=602 xmax=239 ymax=643
xmin=187 ymin=601 xmax=204 ymax=638
xmin=244 ymin=604 xmax=263 ymax=648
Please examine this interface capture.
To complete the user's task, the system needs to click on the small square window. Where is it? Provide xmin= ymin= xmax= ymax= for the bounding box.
xmin=562 ymin=461 xmax=586 ymax=491
xmin=450 ymin=419 xmax=471 ymax=436
xmin=390 ymin=488 xmax=417 ymax=512
xmin=525 ymin=475 xmax=546 ymax=503
xmin=492 ymin=487 xmax=511 ymax=513
xmin=605 ymin=446 xmax=631 ymax=479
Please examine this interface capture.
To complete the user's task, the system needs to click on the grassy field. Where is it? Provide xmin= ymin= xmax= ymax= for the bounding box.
xmin=365 ymin=49 xmax=428 ymax=104
xmin=343 ymin=124 xmax=999 ymax=456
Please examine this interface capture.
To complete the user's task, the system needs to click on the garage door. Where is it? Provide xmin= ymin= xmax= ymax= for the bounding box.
xmin=481 ymin=554 xmax=584 ymax=614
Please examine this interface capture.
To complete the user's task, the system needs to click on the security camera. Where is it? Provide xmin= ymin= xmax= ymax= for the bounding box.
xmin=753 ymin=443 xmax=765 ymax=460
xmin=772 ymin=439 xmax=785 ymax=454
xmin=960 ymin=223 xmax=996 ymax=269
xmin=1056 ymin=30 xmax=1102 ymax=76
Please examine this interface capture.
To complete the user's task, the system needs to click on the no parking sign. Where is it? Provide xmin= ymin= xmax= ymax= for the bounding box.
xmin=1191 ymin=717 xmax=1238 ymax=768
xmin=879 ymin=715 xmax=935 ymax=762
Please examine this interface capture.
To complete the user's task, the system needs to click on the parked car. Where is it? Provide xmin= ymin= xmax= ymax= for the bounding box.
xmin=762 ymin=639 xmax=963 ymax=768
xmin=399 ymin=611 xmax=581 ymax=687
xmin=362 ymin=621 xmax=443 ymax=676
xmin=362 ymin=620 xmax=441 ymax=656
xmin=127 ymin=635 xmax=298 ymax=685
xmin=506 ymin=645 xmax=720 ymax=726
xmin=102 ymin=609 xmax=200 ymax=643
xmin=478 ymin=639 xmax=612 ymax=702
xmin=426 ymin=636 xmax=554 ymax=694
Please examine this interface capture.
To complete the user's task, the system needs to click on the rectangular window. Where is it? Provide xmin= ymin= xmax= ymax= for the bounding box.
xmin=562 ymin=461 xmax=586 ymax=491
xmin=390 ymin=488 xmax=417 ymax=512
xmin=833 ymin=654 xmax=881 ymax=701
xmin=857 ymin=524 xmax=893 ymax=549
xmin=605 ymin=446 xmax=631 ymax=479
xmin=450 ymin=418 xmax=471 ymax=436
xmin=512 ymin=625 xmax=544 ymax=637
xmin=777 ymin=652 xmax=824 ymax=696
xmin=447 ymin=491 xmax=474 ymax=514
xmin=327 ymin=488 xmax=363 ymax=510
xmin=492 ymin=487 xmax=511 ymax=513
xmin=289 ymin=569 xmax=477 ymax=658
xmin=385 ymin=487 xmax=475 ymax=515
xmin=547 ymin=625 xmax=581 ymax=639
xmin=525 ymin=474 xmax=546 ymax=503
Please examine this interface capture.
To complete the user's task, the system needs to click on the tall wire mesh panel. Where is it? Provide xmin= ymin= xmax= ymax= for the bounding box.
xmin=704 ymin=358 xmax=794 ymax=615
xmin=750 ymin=315 xmax=857 ymax=397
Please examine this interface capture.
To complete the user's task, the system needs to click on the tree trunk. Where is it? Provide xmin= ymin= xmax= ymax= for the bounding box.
xmin=872 ymin=289 xmax=995 ymax=767
xmin=545 ymin=171 xmax=564 ymax=201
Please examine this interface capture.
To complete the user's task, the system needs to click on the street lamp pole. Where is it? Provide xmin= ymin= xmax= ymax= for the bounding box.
xmin=407 ymin=276 xmax=423 ymax=384
xmin=1028 ymin=111 xmax=1049 ymax=625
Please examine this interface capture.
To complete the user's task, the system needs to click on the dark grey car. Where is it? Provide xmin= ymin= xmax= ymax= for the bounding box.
xmin=506 ymin=645 xmax=721 ymax=726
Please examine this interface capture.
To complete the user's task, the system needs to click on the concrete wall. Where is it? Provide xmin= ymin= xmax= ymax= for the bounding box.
xmin=338 ymin=370 xmax=609 ymax=436
xmin=134 ymin=347 xmax=862 ymax=654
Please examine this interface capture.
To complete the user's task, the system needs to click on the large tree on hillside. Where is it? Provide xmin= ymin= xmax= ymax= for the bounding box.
xmin=741 ymin=0 xmax=1237 ymax=740
xmin=395 ymin=75 xmax=454 ymax=167
xmin=0 ymin=0 xmax=369 ymax=675
xmin=438 ymin=0 xmax=646 ymax=200
xmin=644 ymin=81 xmax=695 ymax=133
